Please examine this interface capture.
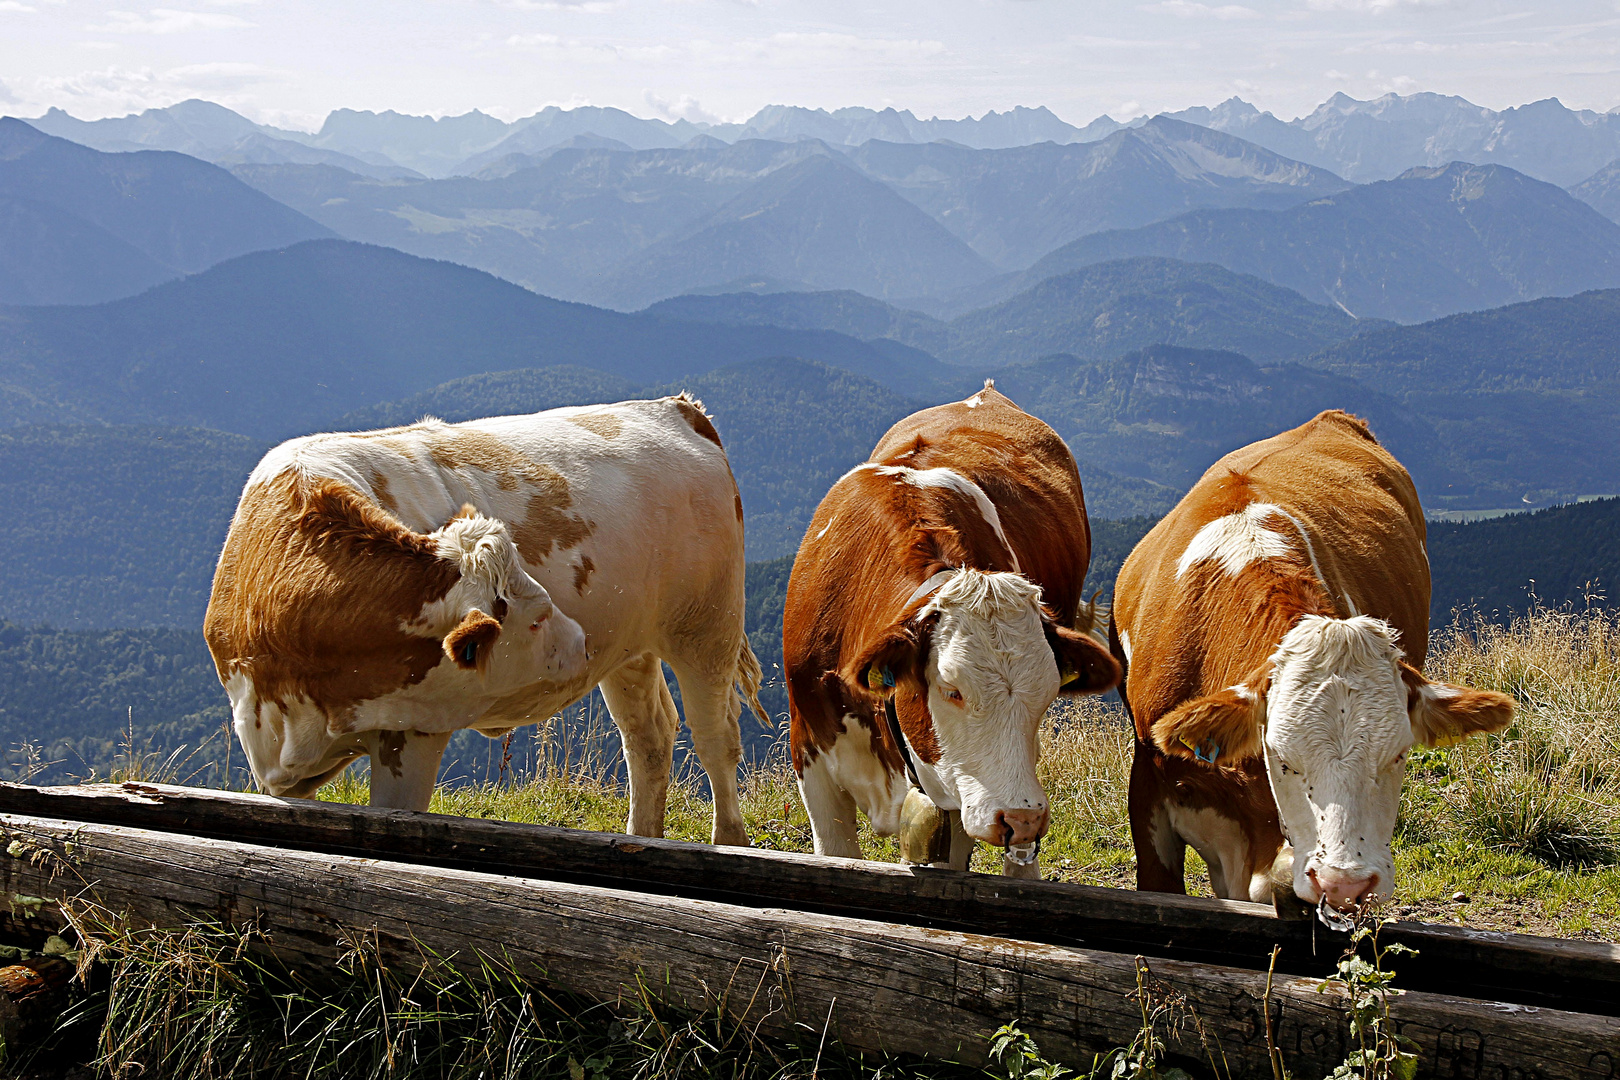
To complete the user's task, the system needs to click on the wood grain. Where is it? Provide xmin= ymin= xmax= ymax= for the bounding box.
xmin=0 ymin=781 xmax=1613 ymax=1017
xmin=0 ymin=812 xmax=1614 ymax=1079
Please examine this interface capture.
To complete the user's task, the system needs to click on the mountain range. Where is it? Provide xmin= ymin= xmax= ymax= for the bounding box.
xmin=649 ymin=258 xmax=1380 ymax=366
xmin=24 ymin=92 xmax=1620 ymax=191
xmin=1011 ymin=162 xmax=1620 ymax=324
xmin=25 ymin=99 xmax=1132 ymax=179
xmin=846 ymin=116 xmax=1348 ymax=271
xmin=0 ymin=117 xmax=332 ymax=305
xmin=17 ymin=98 xmax=1620 ymax=320
xmin=1166 ymin=93 xmax=1620 ymax=188
xmin=0 ymin=239 xmax=958 ymax=440
xmin=226 ymin=123 xmax=1342 ymax=307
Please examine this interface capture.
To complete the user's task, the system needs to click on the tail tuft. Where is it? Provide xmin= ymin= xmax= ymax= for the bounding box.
xmin=736 ymin=637 xmax=771 ymax=728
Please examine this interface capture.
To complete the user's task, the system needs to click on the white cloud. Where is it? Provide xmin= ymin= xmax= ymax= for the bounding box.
xmin=1325 ymin=67 xmax=1351 ymax=79
xmin=28 ymin=61 xmax=283 ymax=117
xmin=0 ymin=80 xmax=18 ymax=104
xmin=87 ymin=8 xmax=256 ymax=33
xmin=1305 ymin=0 xmax=1452 ymax=10
xmin=0 ymin=1 xmax=39 ymax=11
xmin=1142 ymin=1 xmax=1260 ymax=19
xmin=643 ymin=89 xmax=721 ymax=124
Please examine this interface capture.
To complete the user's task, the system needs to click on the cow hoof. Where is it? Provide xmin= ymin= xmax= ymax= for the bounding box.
xmin=712 ymin=824 xmax=752 ymax=848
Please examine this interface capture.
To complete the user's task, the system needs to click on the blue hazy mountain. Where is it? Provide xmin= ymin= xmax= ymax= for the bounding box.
xmin=1015 ymin=162 xmax=1620 ymax=324
xmin=591 ymin=154 xmax=997 ymax=309
xmin=650 ymin=258 xmax=1378 ymax=367
xmin=0 ymin=116 xmax=334 ymax=305
xmin=1166 ymin=92 xmax=1620 ymax=188
xmin=24 ymin=99 xmax=419 ymax=181
xmin=846 ymin=116 xmax=1350 ymax=271
xmin=0 ymin=239 xmax=963 ymax=440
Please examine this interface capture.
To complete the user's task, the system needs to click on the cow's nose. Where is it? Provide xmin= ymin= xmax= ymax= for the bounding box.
xmin=994 ymin=807 xmax=1049 ymax=846
xmin=1308 ymin=866 xmax=1379 ymax=910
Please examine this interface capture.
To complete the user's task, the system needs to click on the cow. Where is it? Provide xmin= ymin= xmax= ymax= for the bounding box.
xmin=1111 ymin=410 xmax=1513 ymax=911
xmin=204 ymin=394 xmax=766 ymax=845
xmin=784 ymin=382 xmax=1121 ymax=878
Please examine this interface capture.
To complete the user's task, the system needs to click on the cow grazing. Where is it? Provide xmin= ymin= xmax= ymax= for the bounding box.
xmin=205 ymin=394 xmax=765 ymax=844
xmin=784 ymin=382 xmax=1121 ymax=876
xmin=1112 ymin=410 xmax=1513 ymax=910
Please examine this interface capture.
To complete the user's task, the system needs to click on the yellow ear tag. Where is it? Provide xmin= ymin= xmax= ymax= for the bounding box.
xmin=867 ymin=667 xmax=886 ymax=691
xmin=1059 ymin=662 xmax=1080 ymax=687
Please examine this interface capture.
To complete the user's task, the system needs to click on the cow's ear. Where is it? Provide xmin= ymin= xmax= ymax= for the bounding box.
xmin=1151 ymin=667 xmax=1269 ymax=766
xmin=1402 ymin=662 xmax=1513 ymax=746
xmin=1046 ymin=623 xmax=1122 ymax=696
xmin=445 ymin=609 xmax=502 ymax=672
xmin=841 ymin=621 xmax=923 ymax=699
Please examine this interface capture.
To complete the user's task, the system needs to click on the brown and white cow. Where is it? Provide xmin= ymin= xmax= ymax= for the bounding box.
xmin=205 ymin=394 xmax=766 ymax=844
xmin=1112 ymin=410 xmax=1513 ymax=910
xmin=785 ymin=382 xmax=1120 ymax=876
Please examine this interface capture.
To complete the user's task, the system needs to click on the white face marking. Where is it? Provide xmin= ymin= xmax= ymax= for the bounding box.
xmin=919 ymin=570 xmax=1055 ymax=843
xmin=1262 ymin=615 xmax=1412 ymax=905
xmin=874 ymin=466 xmax=1021 ymax=572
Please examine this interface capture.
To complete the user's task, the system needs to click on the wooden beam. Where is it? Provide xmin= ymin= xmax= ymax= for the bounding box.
xmin=0 ymin=781 xmax=1614 ymax=1017
xmin=0 ymin=812 xmax=1614 ymax=1079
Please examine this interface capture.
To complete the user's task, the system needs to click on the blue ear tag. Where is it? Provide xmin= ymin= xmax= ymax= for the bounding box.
xmin=882 ymin=667 xmax=896 ymax=688
xmin=461 ymin=641 xmax=478 ymax=665
xmin=1180 ymin=734 xmax=1221 ymax=764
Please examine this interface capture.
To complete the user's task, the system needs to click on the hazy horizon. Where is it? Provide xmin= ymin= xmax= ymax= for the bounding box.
xmin=1 ymin=1 xmax=1617 ymax=132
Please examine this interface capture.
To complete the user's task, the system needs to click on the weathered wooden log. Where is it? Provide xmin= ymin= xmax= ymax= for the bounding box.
xmin=0 ymin=956 xmax=75 ymax=1050
xmin=0 ymin=781 xmax=1614 ymax=1017
xmin=0 ymin=813 xmax=1613 ymax=1079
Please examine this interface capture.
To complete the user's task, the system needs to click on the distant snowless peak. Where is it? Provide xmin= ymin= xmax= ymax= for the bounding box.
xmin=17 ymin=90 xmax=1620 ymax=187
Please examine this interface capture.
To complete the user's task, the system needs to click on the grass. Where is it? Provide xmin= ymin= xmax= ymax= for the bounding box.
xmin=308 ymin=604 xmax=1620 ymax=940
xmin=9 ymin=911 xmax=991 ymax=1080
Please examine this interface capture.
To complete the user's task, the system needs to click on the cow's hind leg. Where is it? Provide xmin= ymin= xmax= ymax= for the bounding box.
xmin=668 ymin=658 xmax=748 ymax=846
xmin=365 ymin=729 xmax=453 ymax=811
xmin=599 ymin=652 xmax=679 ymax=838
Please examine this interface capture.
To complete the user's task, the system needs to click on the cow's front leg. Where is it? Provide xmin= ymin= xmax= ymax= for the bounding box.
xmin=599 ymin=652 xmax=677 ymax=838
xmin=366 ymin=729 xmax=453 ymax=810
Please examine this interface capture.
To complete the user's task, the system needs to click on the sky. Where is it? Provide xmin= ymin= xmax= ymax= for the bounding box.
xmin=1 ymin=0 xmax=1617 ymax=131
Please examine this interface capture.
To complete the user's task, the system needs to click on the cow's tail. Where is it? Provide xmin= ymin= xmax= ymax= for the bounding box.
xmin=1075 ymin=588 xmax=1111 ymax=650
xmin=736 ymin=637 xmax=772 ymax=728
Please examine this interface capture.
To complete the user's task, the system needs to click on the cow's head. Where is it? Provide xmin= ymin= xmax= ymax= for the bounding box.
xmin=843 ymin=569 xmax=1120 ymax=846
xmin=227 ymin=493 xmax=589 ymax=800
xmin=1152 ymin=615 xmax=1512 ymax=908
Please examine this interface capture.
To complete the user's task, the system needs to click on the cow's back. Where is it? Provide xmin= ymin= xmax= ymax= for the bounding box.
xmin=869 ymin=385 xmax=1090 ymax=623
xmin=1116 ymin=410 xmax=1429 ymax=730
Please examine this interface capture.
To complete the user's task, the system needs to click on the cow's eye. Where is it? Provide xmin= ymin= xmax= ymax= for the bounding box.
xmin=941 ymin=687 xmax=963 ymax=704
